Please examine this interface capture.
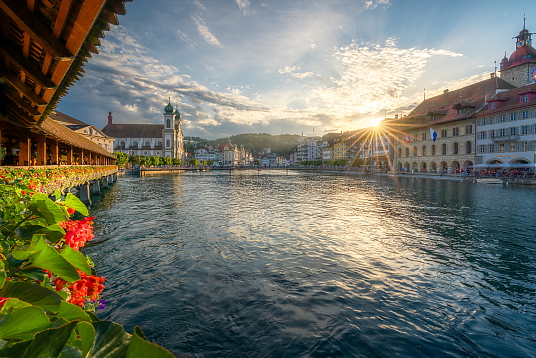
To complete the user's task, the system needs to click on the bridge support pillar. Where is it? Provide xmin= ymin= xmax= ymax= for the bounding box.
xmin=91 ymin=180 xmax=101 ymax=195
xmin=78 ymin=183 xmax=91 ymax=204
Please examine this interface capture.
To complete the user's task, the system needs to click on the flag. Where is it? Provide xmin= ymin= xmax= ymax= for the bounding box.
xmin=404 ymin=134 xmax=411 ymax=143
xmin=429 ymin=127 xmax=438 ymax=142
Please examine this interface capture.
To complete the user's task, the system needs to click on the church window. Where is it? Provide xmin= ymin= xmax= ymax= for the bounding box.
xmin=166 ymin=118 xmax=171 ymax=128
xmin=166 ymin=140 xmax=170 ymax=147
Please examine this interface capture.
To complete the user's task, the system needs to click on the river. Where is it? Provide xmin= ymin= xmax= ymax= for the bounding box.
xmin=85 ymin=170 xmax=536 ymax=357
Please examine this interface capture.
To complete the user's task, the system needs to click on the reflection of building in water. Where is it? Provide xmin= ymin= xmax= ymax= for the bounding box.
xmin=102 ymin=100 xmax=186 ymax=161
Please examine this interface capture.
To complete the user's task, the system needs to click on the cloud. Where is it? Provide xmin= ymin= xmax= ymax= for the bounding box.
xmin=235 ymin=0 xmax=250 ymax=12
xmin=291 ymin=72 xmax=314 ymax=79
xmin=192 ymin=0 xmax=206 ymax=11
xmin=278 ymin=66 xmax=300 ymax=74
xmin=192 ymin=15 xmax=224 ymax=48
xmin=363 ymin=0 xmax=391 ymax=10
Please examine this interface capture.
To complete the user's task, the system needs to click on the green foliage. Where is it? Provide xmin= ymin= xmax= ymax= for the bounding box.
xmin=114 ymin=152 xmax=129 ymax=168
xmin=203 ymin=133 xmax=300 ymax=156
xmin=0 ymin=169 xmax=176 ymax=357
xmin=189 ymin=159 xmax=198 ymax=166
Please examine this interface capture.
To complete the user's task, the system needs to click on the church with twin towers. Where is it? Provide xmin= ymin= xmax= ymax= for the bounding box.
xmin=102 ymin=99 xmax=186 ymax=162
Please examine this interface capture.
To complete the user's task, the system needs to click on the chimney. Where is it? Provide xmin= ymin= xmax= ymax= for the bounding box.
xmin=485 ymin=92 xmax=491 ymax=102
xmin=108 ymin=112 xmax=113 ymax=125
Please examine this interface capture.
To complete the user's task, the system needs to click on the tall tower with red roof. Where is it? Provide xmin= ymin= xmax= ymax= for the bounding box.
xmin=500 ymin=19 xmax=536 ymax=87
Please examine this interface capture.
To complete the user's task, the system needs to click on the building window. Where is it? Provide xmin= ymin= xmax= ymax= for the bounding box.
xmin=422 ymin=146 xmax=427 ymax=156
xmin=479 ymin=131 xmax=487 ymax=139
xmin=498 ymin=143 xmax=505 ymax=152
xmin=458 ymin=108 xmax=467 ymax=115
xmin=132 ymin=141 xmax=138 ymax=148
xmin=466 ymin=141 xmax=472 ymax=154
xmin=521 ymin=125 xmax=528 ymax=135
xmin=522 ymin=110 xmax=529 ymax=119
xmin=522 ymin=94 xmax=529 ymax=103
xmin=120 ymin=141 xmax=125 ymax=149
xmin=510 ymin=127 xmax=517 ymax=136
xmin=490 ymin=130 xmax=495 ymax=138
xmin=488 ymin=117 xmax=494 ymax=125
xmin=480 ymin=118 xmax=486 ymax=126
xmin=489 ymin=144 xmax=495 ymax=153
xmin=145 ymin=141 xmax=150 ymax=147
xmin=452 ymin=127 xmax=459 ymax=136
xmin=441 ymin=129 xmax=447 ymax=138
xmin=521 ymin=141 xmax=528 ymax=151
xmin=431 ymin=145 xmax=436 ymax=155
xmin=442 ymin=143 xmax=447 ymax=155
xmin=510 ymin=142 xmax=517 ymax=151
xmin=405 ymin=148 xmax=410 ymax=157
xmin=398 ymin=148 xmax=402 ymax=157
xmin=166 ymin=139 xmax=170 ymax=147
xmin=499 ymin=129 xmax=506 ymax=137
xmin=166 ymin=118 xmax=171 ymax=128
xmin=413 ymin=147 xmax=417 ymax=156
xmin=510 ymin=112 xmax=517 ymax=121
xmin=422 ymin=133 xmax=427 ymax=141
xmin=453 ymin=142 xmax=459 ymax=154
xmin=479 ymin=145 xmax=486 ymax=153
xmin=500 ymin=114 xmax=506 ymax=122
xmin=465 ymin=125 xmax=472 ymax=134
xmin=490 ymin=102 xmax=495 ymax=109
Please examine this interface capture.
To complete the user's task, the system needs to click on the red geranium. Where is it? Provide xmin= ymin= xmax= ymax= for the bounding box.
xmin=54 ymin=271 xmax=105 ymax=307
xmin=60 ymin=217 xmax=95 ymax=250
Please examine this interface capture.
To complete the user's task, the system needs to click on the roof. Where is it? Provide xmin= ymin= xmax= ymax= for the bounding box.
xmin=475 ymin=84 xmax=536 ymax=117
xmin=398 ymin=77 xmax=515 ymax=127
xmin=49 ymin=111 xmax=88 ymax=126
xmin=38 ymin=118 xmax=115 ymax=158
xmin=102 ymin=123 xmax=164 ymax=138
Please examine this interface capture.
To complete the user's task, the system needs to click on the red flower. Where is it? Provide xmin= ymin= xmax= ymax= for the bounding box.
xmin=54 ymin=271 xmax=105 ymax=307
xmin=0 ymin=297 xmax=10 ymax=309
xmin=67 ymin=207 xmax=76 ymax=215
xmin=59 ymin=217 xmax=95 ymax=250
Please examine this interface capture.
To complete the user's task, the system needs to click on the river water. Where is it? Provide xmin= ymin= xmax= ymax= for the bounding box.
xmin=86 ymin=170 xmax=536 ymax=357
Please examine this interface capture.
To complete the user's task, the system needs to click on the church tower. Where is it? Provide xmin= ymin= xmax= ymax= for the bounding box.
xmin=162 ymin=99 xmax=175 ymax=158
xmin=500 ymin=19 xmax=536 ymax=87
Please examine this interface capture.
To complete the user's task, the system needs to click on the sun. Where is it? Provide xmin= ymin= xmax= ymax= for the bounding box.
xmin=371 ymin=118 xmax=384 ymax=127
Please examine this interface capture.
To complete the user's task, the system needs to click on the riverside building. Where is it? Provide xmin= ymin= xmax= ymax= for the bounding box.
xmin=102 ymin=101 xmax=186 ymax=162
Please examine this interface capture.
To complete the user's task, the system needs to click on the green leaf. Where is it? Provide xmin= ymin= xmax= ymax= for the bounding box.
xmin=0 ymin=306 xmax=51 ymax=340
xmin=21 ymin=267 xmax=48 ymax=281
xmin=61 ymin=246 xmax=91 ymax=276
xmin=30 ymin=196 xmax=68 ymax=225
xmin=37 ymin=224 xmax=66 ymax=243
xmin=0 ymin=261 xmax=5 ymax=290
xmin=12 ymin=234 xmax=46 ymax=260
xmin=64 ymin=194 xmax=89 ymax=216
xmin=87 ymin=321 xmax=130 ymax=358
xmin=2 ymin=320 xmax=79 ymax=358
xmin=29 ymin=244 xmax=80 ymax=283
xmin=57 ymin=301 xmax=91 ymax=323
xmin=126 ymin=326 xmax=175 ymax=358
xmin=54 ymin=190 xmax=62 ymax=201
xmin=0 ymin=298 xmax=32 ymax=316
xmin=76 ymin=322 xmax=95 ymax=358
xmin=59 ymin=344 xmax=83 ymax=358
xmin=0 ymin=281 xmax=62 ymax=313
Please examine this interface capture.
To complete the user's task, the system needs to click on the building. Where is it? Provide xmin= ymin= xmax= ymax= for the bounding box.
xmin=102 ymin=101 xmax=186 ymax=161
xmin=50 ymin=111 xmax=114 ymax=153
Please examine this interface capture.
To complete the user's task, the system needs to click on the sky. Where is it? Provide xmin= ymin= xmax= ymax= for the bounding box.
xmin=56 ymin=0 xmax=536 ymax=139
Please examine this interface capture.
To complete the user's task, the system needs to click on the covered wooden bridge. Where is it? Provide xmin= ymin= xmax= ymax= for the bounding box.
xmin=0 ymin=0 xmax=132 ymax=166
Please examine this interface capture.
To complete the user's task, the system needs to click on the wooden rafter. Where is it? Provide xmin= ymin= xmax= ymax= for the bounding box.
xmin=52 ymin=0 xmax=73 ymax=38
xmin=0 ymin=38 xmax=57 ymax=89
xmin=3 ymin=90 xmax=40 ymax=116
xmin=0 ymin=0 xmax=73 ymax=59
xmin=0 ymin=65 xmax=46 ymax=105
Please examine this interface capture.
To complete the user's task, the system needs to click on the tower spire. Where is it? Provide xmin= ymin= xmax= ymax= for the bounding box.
xmin=524 ymin=14 xmax=526 ymax=30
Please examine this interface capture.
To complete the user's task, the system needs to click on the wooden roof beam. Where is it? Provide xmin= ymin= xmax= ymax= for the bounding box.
xmin=0 ymin=0 xmax=73 ymax=59
xmin=0 ymin=66 xmax=47 ymax=106
xmin=3 ymin=90 xmax=40 ymax=116
xmin=52 ymin=0 xmax=74 ymax=38
xmin=0 ymin=39 xmax=57 ymax=89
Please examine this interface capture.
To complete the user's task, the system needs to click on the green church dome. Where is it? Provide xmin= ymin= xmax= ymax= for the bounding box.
xmin=164 ymin=100 xmax=174 ymax=114
xmin=174 ymin=108 xmax=181 ymax=118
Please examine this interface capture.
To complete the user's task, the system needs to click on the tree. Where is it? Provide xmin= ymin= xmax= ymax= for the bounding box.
xmin=161 ymin=156 xmax=172 ymax=165
xmin=114 ymin=152 xmax=128 ymax=168
xmin=172 ymin=158 xmax=182 ymax=165
xmin=189 ymin=158 xmax=198 ymax=166
xmin=206 ymin=160 xmax=214 ymax=166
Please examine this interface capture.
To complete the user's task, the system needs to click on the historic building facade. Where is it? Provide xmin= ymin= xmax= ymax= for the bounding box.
xmin=102 ymin=101 xmax=186 ymax=161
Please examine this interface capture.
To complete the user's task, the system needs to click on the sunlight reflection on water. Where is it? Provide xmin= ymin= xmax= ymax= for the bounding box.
xmin=86 ymin=170 xmax=536 ymax=357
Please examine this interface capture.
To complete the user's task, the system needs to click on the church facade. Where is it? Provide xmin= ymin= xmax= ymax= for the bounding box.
xmin=102 ymin=101 xmax=186 ymax=162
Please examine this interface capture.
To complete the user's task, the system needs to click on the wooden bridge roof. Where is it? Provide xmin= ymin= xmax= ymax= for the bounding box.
xmin=0 ymin=0 xmax=132 ymax=129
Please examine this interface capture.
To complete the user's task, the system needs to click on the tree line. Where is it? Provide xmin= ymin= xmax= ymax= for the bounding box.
xmin=186 ymin=133 xmax=300 ymax=156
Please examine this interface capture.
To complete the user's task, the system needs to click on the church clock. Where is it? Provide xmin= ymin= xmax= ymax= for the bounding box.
xmin=517 ymin=40 xmax=525 ymax=48
xmin=531 ymin=67 xmax=536 ymax=83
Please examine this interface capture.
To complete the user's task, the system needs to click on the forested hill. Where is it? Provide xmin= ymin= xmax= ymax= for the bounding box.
xmin=190 ymin=133 xmax=301 ymax=156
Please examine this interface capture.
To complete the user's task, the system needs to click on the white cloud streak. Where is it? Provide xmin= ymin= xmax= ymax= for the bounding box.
xmin=192 ymin=15 xmax=224 ymax=48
